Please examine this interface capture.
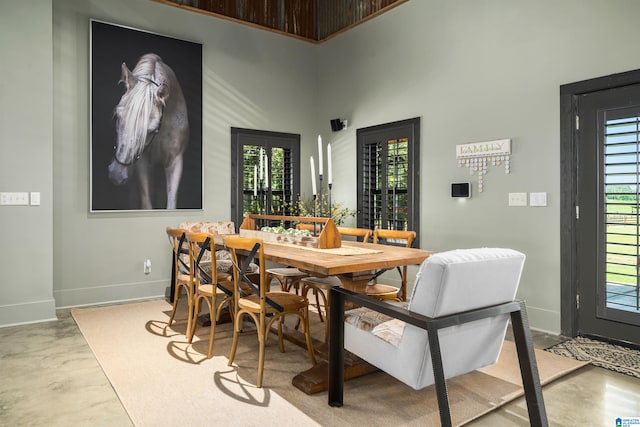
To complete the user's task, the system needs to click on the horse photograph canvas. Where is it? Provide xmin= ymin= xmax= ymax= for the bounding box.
xmin=91 ymin=20 xmax=202 ymax=211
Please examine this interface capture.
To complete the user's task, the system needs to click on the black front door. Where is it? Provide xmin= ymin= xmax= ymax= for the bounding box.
xmin=575 ymin=84 xmax=640 ymax=345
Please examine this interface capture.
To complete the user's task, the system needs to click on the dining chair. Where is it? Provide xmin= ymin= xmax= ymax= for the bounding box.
xmin=185 ymin=231 xmax=233 ymax=358
xmin=366 ymin=229 xmax=417 ymax=301
xmin=224 ymin=235 xmax=317 ymax=387
xmin=299 ymin=227 xmax=373 ymax=341
xmin=336 ymin=226 xmax=372 ymax=243
xmin=265 ymin=267 xmax=308 ymax=295
xmin=166 ymin=227 xmax=195 ymax=334
xmin=263 ymin=223 xmax=319 ymax=297
xmin=179 ymin=221 xmax=236 ymax=273
xmin=296 ymin=222 xmax=316 ymax=233
xmin=328 ymin=248 xmax=547 ymax=426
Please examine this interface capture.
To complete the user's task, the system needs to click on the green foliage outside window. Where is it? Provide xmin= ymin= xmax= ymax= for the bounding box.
xmin=285 ymin=192 xmax=355 ymax=226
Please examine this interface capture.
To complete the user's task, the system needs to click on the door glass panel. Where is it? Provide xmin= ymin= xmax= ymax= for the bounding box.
xmin=242 ymin=145 xmax=262 ymax=217
xmin=604 ymin=116 xmax=640 ymax=314
xmin=362 ymin=137 xmax=410 ymax=230
xmin=241 ymin=145 xmax=295 ymax=218
xmin=386 ymin=138 xmax=409 ymax=231
xmin=269 ymin=147 xmax=294 ymax=216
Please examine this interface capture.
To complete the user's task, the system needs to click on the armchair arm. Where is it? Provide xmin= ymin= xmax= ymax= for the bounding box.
xmin=330 ymin=287 xmax=523 ymax=330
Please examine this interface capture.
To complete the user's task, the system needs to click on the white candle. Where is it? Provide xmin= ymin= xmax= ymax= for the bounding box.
xmin=253 ymin=165 xmax=257 ymax=196
xmin=327 ymin=143 xmax=332 ymax=185
xmin=259 ymin=148 xmax=264 ymax=181
xmin=317 ymin=135 xmax=323 ymax=176
xmin=264 ymin=158 xmax=269 ymax=189
xmin=310 ymin=156 xmax=317 ymax=195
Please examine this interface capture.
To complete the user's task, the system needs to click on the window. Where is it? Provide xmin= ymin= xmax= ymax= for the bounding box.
xmin=603 ymin=114 xmax=640 ymax=313
xmin=231 ymin=128 xmax=301 ymax=227
xmin=357 ymin=118 xmax=420 ymax=243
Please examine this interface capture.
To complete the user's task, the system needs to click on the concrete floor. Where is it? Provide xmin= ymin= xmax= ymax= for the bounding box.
xmin=0 ymin=305 xmax=639 ymax=426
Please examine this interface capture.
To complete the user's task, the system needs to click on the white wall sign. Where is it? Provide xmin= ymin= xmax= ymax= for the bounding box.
xmin=456 ymin=139 xmax=511 ymax=192
xmin=456 ymin=139 xmax=511 ymax=158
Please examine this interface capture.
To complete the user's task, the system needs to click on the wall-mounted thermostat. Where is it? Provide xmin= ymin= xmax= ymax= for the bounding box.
xmin=451 ymin=182 xmax=471 ymax=198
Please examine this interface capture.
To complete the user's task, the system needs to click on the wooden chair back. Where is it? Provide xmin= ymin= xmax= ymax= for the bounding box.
xmin=371 ymin=229 xmax=417 ymax=301
xmin=296 ymin=223 xmax=316 ymax=232
xmin=373 ymin=229 xmax=416 ymax=247
xmin=166 ymin=226 xmax=189 ymax=275
xmin=223 ymin=236 xmax=269 ymax=309
xmin=184 ymin=232 xmax=220 ymax=287
xmin=337 ymin=227 xmax=372 ymax=243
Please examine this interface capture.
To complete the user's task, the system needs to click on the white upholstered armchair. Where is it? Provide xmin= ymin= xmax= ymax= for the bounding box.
xmin=328 ymin=248 xmax=547 ymax=426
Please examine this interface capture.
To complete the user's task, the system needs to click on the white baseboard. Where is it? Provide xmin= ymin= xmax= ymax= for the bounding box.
xmin=0 ymin=298 xmax=57 ymax=328
xmin=524 ymin=304 xmax=561 ymax=335
xmin=53 ymin=280 xmax=169 ymax=309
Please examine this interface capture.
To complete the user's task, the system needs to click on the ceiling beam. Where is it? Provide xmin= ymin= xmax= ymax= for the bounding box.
xmin=151 ymin=0 xmax=408 ymax=43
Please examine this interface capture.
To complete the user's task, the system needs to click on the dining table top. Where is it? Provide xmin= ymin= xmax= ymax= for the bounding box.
xmin=216 ymin=235 xmax=433 ymax=278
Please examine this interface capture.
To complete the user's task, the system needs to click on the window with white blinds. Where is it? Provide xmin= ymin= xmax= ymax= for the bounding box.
xmin=604 ymin=116 xmax=640 ymax=312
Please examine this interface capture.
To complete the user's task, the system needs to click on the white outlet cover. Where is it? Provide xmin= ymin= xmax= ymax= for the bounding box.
xmin=0 ymin=192 xmax=29 ymax=205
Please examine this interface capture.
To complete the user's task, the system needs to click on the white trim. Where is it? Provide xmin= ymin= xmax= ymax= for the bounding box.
xmin=0 ymin=299 xmax=57 ymax=328
xmin=53 ymin=279 xmax=169 ymax=308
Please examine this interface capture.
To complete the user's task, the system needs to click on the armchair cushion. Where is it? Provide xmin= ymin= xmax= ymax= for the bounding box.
xmin=344 ymin=301 xmax=408 ymax=346
xmin=408 ymin=247 xmax=524 ymax=318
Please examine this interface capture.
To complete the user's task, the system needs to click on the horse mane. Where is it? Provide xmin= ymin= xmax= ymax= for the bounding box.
xmin=115 ymin=54 xmax=167 ymax=161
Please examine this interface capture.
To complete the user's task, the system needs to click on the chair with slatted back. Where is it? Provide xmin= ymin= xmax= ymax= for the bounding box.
xmin=263 ymin=223 xmax=317 ymax=297
xmin=166 ymin=227 xmax=195 ymax=335
xmin=224 ymin=235 xmax=316 ymax=387
xmin=185 ymin=232 xmax=234 ymax=358
xmin=366 ymin=229 xmax=417 ymax=301
xmin=336 ymin=226 xmax=372 ymax=243
xmin=300 ymin=227 xmax=373 ymax=341
xmin=265 ymin=267 xmax=309 ymax=295
xmin=296 ymin=222 xmax=316 ymax=233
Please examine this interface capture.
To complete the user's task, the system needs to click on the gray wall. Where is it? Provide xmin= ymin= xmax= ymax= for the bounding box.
xmin=0 ymin=0 xmax=56 ymax=326
xmin=3 ymin=0 xmax=640 ymax=333
xmin=1 ymin=0 xmax=317 ymax=324
xmin=317 ymin=0 xmax=640 ymax=332
xmin=50 ymin=0 xmax=317 ymax=308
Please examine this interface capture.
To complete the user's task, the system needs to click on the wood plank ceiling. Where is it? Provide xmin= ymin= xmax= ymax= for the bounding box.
xmin=153 ymin=0 xmax=407 ymax=43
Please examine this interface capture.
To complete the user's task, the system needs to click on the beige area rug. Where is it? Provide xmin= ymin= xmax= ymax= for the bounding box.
xmin=71 ymin=299 xmax=588 ymax=427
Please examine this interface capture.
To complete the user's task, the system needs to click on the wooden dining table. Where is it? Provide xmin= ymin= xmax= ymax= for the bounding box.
xmin=245 ymin=238 xmax=434 ymax=394
xmin=168 ymin=230 xmax=432 ymax=393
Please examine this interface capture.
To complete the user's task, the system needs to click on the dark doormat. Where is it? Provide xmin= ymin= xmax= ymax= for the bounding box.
xmin=546 ymin=336 xmax=640 ymax=379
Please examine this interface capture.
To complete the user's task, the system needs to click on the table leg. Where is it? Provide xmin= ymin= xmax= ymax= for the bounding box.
xmin=337 ymin=271 xmax=374 ymax=293
xmin=280 ymin=323 xmax=379 ymax=395
xmin=289 ymin=271 xmax=379 ymax=395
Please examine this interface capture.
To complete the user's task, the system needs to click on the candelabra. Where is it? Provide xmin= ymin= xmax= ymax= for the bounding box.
xmin=328 ymin=182 xmax=332 ymax=219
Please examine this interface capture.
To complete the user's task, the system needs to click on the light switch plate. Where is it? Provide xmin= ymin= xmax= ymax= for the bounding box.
xmin=530 ymin=192 xmax=547 ymax=206
xmin=508 ymin=192 xmax=528 ymax=206
xmin=30 ymin=192 xmax=41 ymax=206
